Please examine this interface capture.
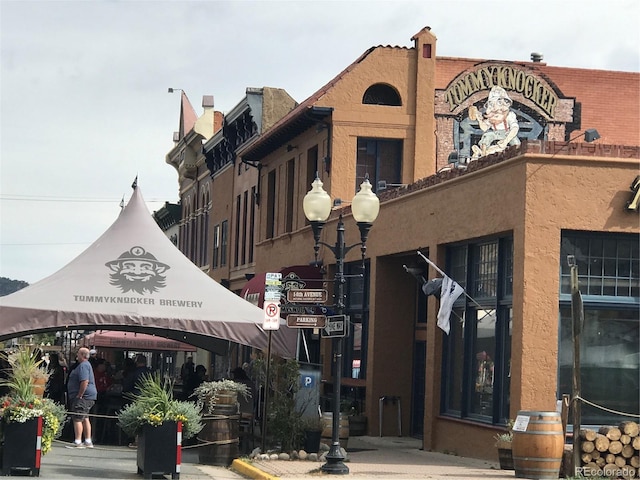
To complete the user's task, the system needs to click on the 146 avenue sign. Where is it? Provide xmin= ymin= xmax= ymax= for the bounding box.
xmin=287 ymin=289 xmax=328 ymax=303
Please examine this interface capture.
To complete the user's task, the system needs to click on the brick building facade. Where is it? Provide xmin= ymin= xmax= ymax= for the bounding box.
xmin=167 ymin=26 xmax=639 ymax=461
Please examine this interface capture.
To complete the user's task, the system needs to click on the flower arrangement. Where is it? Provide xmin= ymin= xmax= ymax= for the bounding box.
xmin=0 ymin=346 xmax=67 ymax=455
xmin=0 ymin=396 xmax=67 ymax=454
xmin=494 ymin=419 xmax=514 ymax=448
xmin=117 ymin=373 xmax=203 ymax=440
xmin=191 ymin=379 xmax=251 ymax=415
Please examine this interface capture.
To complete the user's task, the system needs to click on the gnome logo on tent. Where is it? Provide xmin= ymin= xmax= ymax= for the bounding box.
xmin=105 ymin=246 xmax=170 ymax=295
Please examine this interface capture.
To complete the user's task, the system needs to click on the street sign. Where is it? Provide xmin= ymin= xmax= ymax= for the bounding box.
xmin=262 ymin=301 xmax=281 ymax=330
xmin=286 ymin=289 xmax=328 ymax=304
xmin=265 ymin=272 xmax=282 ymax=283
xmin=286 ymin=314 xmax=327 ymax=328
xmin=321 ymin=314 xmax=349 ymax=338
xmin=264 ymin=289 xmax=281 ymax=301
xmin=265 ymin=272 xmax=282 ymax=302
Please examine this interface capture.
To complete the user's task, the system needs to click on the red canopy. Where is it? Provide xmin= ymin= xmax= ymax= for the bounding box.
xmin=81 ymin=330 xmax=196 ymax=352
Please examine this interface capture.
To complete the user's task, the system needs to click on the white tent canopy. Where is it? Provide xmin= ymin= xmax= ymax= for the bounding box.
xmin=0 ymin=185 xmax=296 ymax=357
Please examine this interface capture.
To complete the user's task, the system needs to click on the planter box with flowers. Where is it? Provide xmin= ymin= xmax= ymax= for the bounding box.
xmin=0 ymin=346 xmax=67 ymax=476
xmin=117 ymin=373 xmax=203 ymax=479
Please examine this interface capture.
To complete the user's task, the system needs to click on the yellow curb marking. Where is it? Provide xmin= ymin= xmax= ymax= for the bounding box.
xmin=231 ymin=459 xmax=280 ymax=480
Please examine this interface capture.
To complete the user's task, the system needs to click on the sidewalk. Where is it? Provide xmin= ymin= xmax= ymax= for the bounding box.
xmin=198 ymin=436 xmax=517 ymax=480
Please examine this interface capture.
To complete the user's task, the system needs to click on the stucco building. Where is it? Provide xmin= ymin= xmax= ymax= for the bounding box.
xmin=167 ymin=26 xmax=639 ymax=460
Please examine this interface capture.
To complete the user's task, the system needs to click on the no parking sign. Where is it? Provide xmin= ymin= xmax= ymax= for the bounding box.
xmin=263 ymin=301 xmax=281 ymax=330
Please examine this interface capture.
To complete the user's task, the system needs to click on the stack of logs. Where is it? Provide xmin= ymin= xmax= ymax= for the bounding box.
xmin=580 ymin=421 xmax=640 ymax=479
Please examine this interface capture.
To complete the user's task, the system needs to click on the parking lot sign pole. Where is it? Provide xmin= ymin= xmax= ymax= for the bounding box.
xmin=261 ymin=273 xmax=282 ymax=453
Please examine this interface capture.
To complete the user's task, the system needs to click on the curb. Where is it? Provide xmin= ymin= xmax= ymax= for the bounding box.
xmin=231 ymin=459 xmax=279 ymax=480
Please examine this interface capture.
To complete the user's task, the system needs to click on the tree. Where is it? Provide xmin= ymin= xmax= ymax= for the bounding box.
xmin=0 ymin=277 xmax=29 ymax=297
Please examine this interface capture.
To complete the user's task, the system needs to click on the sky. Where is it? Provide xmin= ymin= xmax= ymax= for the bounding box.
xmin=1 ymin=0 xmax=638 ymax=285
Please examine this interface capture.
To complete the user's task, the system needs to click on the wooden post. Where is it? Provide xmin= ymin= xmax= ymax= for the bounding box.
xmin=561 ymin=393 xmax=570 ymax=437
xmin=569 ymin=255 xmax=584 ymax=477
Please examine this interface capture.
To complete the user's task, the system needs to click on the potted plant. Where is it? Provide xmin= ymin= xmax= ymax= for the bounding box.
xmin=191 ymin=379 xmax=251 ymax=414
xmin=301 ymin=415 xmax=324 ymax=453
xmin=342 ymin=399 xmax=367 ymax=436
xmin=251 ymin=355 xmax=307 ymax=453
xmin=117 ymin=373 xmax=203 ymax=478
xmin=494 ymin=420 xmax=514 ymax=470
xmin=191 ymin=379 xmax=252 ymax=465
xmin=0 ymin=345 xmax=67 ymax=476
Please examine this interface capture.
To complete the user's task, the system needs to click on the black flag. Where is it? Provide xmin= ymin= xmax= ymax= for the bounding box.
xmin=422 ymin=278 xmax=443 ymax=298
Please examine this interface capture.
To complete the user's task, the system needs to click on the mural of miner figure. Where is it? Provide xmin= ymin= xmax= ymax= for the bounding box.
xmin=469 ymin=86 xmax=521 ymax=159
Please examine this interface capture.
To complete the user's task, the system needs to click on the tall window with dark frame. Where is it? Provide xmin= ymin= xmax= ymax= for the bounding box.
xmin=212 ymin=224 xmax=220 ymax=269
xmin=203 ymin=200 xmax=209 ymax=266
xmin=441 ymin=236 xmax=513 ymax=425
xmin=199 ymin=203 xmax=205 ymax=266
xmin=242 ymin=190 xmax=248 ymax=266
xmin=234 ymin=194 xmax=241 ymax=267
xmin=179 ymin=199 xmax=188 ymax=257
xmin=190 ymin=202 xmax=197 ymax=264
xmin=286 ymin=159 xmax=295 ymax=233
xmin=343 ymin=261 xmax=370 ymax=381
xmin=305 ymin=146 xmax=318 ymax=226
xmin=558 ymin=231 xmax=639 ymax=425
xmin=266 ymin=170 xmax=276 ymax=239
xmin=249 ymin=186 xmax=256 ymax=263
xmin=356 ymin=138 xmax=402 ymax=193
xmin=200 ymin=190 xmax=210 ymax=267
xmin=220 ymin=220 xmax=228 ymax=267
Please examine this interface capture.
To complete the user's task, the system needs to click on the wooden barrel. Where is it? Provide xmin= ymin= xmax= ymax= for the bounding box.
xmin=214 ymin=390 xmax=238 ymax=405
xmin=512 ymin=411 xmax=564 ymax=479
xmin=321 ymin=412 xmax=349 ymax=449
xmin=198 ymin=403 xmax=239 ymax=466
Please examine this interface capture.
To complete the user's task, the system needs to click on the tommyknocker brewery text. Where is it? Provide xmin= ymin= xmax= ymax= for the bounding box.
xmin=74 ymin=295 xmax=203 ymax=308
xmin=444 ymin=64 xmax=558 ymax=118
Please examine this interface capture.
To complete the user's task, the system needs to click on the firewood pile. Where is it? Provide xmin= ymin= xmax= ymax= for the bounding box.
xmin=579 ymin=421 xmax=640 ymax=479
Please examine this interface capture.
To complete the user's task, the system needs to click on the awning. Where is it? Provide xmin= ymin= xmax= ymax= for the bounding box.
xmin=81 ymin=330 xmax=197 ymax=352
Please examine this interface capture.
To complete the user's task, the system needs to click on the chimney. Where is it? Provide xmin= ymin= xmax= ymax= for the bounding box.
xmin=202 ymin=95 xmax=214 ymax=109
xmin=530 ymin=52 xmax=544 ymax=62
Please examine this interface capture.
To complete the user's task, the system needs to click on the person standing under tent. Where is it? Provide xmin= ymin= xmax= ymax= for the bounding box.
xmin=66 ymin=347 xmax=98 ymax=448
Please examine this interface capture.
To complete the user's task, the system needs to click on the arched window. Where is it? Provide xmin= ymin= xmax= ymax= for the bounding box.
xmin=362 ymin=84 xmax=402 ymax=106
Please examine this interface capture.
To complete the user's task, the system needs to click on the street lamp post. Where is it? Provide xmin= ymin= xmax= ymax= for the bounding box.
xmin=303 ymin=175 xmax=379 ymax=475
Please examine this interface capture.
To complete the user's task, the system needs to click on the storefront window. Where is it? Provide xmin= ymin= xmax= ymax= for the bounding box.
xmin=443 ymin=307 xmax=465 ymax=414
xmin=344 ymin=261 xmax=369 ymax=380
xmin=558 ymin=307 xmax=639 ymax=424
xmin=558 ymin=231 xmax=639 ymax=425
xmin=442 ymin=236 xmax=513 ymax=425
xmin=472 ymin=309 xmax=496 ymax=416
